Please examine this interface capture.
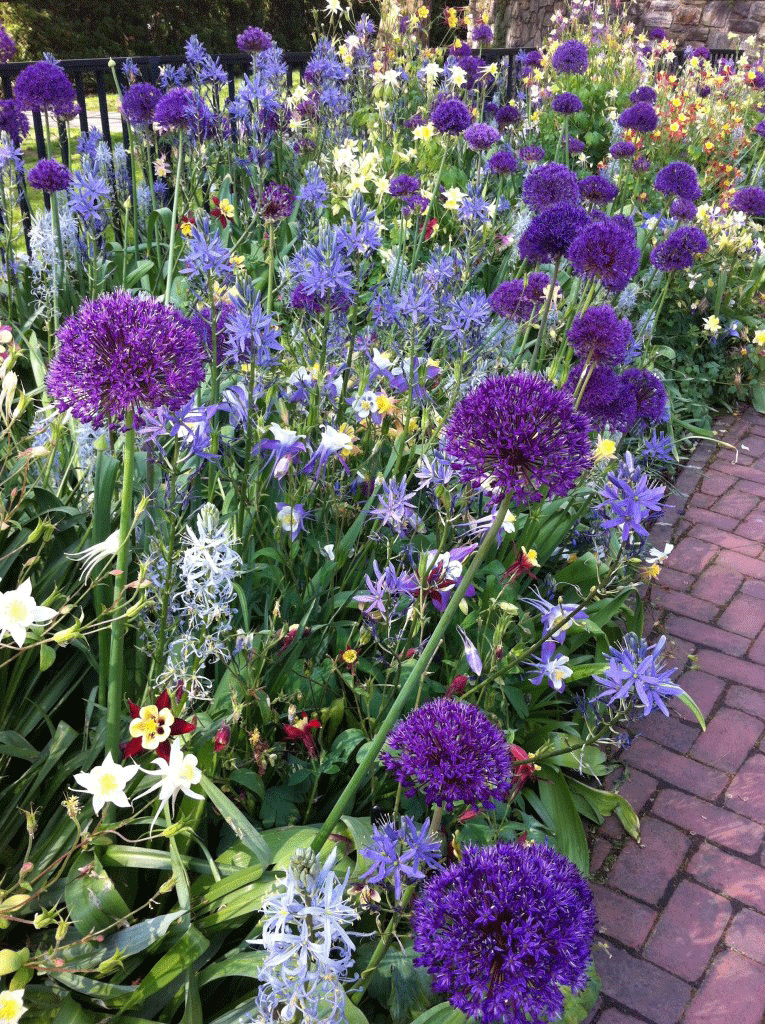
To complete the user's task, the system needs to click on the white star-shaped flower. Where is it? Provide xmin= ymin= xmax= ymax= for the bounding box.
xmin=74 ymin=752 xmax=139 ymax=815
xmin=141 ymin=738 xmax=203 ymax=829
xmin=0 ymin=579 xmax=57 ymax=648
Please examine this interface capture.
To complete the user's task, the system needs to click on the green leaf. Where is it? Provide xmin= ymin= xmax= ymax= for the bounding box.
xmin=61 ymin=913 xmax=183 ymax=973
xmin=409 ymin=1003 xmax=468 ymax=1024
xmin=51 ymin=995 xmax=96 ymax=1024
xmin=199 ymin=775 xmax=271 ymax=865
xmin=259 ymin=825 xmax=323 ymax=871
xmin=124 ymin=260 xmax=156 ymax=288
xmin=537 ymin=769 xmax=590 ymax=874
xmin=339 ymin=815 xmax=375 ymax=877
xmin=122 ymin=926 xmax=209 ymax=1013
xmin=65 ymin=853 xmax=131 ymax=936
xmin=567 ymin=778 xmax=640 ymax=842
xmin=39 ymin=644 xmax=56 ymax=672
xmin=183 ymin=967 xmax=203 ymax=1024
xmin=677 ymin=690 xmax=706 ymax=731
xmin=560 ymin=964 xmax=601 ymax=1023
xmin=229 ymin=769 xmax=265 ymax=800
xmin=197 ymin=949 xmax=266 ymax=987
xmin=0 ymin=731 xmax=38 ymax=762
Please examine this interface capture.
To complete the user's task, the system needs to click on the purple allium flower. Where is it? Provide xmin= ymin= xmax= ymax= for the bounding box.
xmin=551 ymin=91 xmax=583 ymax=115
xmin=489 ymin=273 xmax=549 ymax=322
xmin=522 ymin=163 xmax=581 ymax=212
xmin=27 ymin=157 xmax=71 ymax=193
xmin=730 ymin=186 xmax=765 ymax=219
xmin=630 ymin=86 xmax=657 ymax=104
xmin=453 ymin=54 xmax=492 ymax=90
xmin=755 ymin=119 xmax=765 ymax=139
xmin=519 ymin=145 xmax=546 ymax=163
xmin=649 ymin=226 xmax=708 ymax=272
xmin=389 ymin=174 xmax=421 ymax=197
xmin=609 ymin=139 xmax=635 ymax=159
xmin=472 ymin=22 xmax=494 ymax=44
xmin=596 ymin=451 xmax=665 ymax=541
xmin=14 ymin=61 xmax=79 ymax=120
xmin=552 ymin=40 xmax=589 ymax=74
xmin=495 ymin=103 xmax=522 ymax=128
xmin=444 ymin=372 xmax=592 ymax=506
xmin=236 ymin=25 xmax=273 ymax=52
xmin=567 ymin=136 xmax=586 ymax=154
xmin=487 ymin=149 xmax=519 ymax=174
xmin=579 ymin=174 xmax=618 ymax=206
xmin=594 ymin=633 xmax=682 ymax=717
xmin=692 ymin=45 xmax=711 ymax=61
xmin=463 ymin=122 xmax=500 ymax=150
xmin=618 ymin=102 xmax=658 ymax=133
xmin=46 ymin=291 xmax=207 ymax=430
xmin=121 ymin=82 xmax=162 ymax=129
xmin=0 ymin=23 xmax=16 ymax=61
xmin=0 ymin=100 xmax=29 ymax=143
xmin=620 ymin=367 xmax=667 ymax=426
xmin=153 ymin=87 xmax=194 ymax=131
xmin=568 ymin=305 xmax=632 ymax=367
xmin=381 ymin=698 xmax=512 ymax=810
xmin=654 ymin=161 xmax=701 ymax=201
xmin=519 ymin=202 xmax=590 ymax=263
xmin=568 ymin=364 xmax=635 ymax=432
xmin=412 ymin=842 xmax=596 ymax=1024
xmin=633 ymin=155 xmax=651 ymax=173
xmin=521 ymin=49 xmax=543 ymax=71
xmin=567 ymin=215 xmax=640 ymax=293
xmin=256 ymin=182 xmax=296 ymax=220
xmin=648 ymin=27 xmax=666 ymax=40
xmin=431 ymin=97 xmax=472 ymax=134
xmin=360 ymin=816 xmax=442 ymax=902
xmin=670 ymin=197 xmax=697 ymax=221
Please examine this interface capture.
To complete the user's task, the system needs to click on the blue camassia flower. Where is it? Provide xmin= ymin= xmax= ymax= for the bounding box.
xmin=596 ymin=452 xmax=665 ymax=543
xmin=593 ymin=633 xmax=683 ymax=716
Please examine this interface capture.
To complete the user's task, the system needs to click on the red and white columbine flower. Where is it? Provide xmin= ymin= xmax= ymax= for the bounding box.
xmin=124 ymin=689 xmax=195 ymax=761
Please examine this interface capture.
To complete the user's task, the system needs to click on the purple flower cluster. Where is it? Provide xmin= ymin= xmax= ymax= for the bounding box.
xmin=522 ymin=162 xmax=581 ymax=212
xmin=487 ymin=149 xmax=519 ymax=175
xmin=594 ymin=633 xmax=683 ymax=717
xmin=389 ymin=174 xmax=421 ymax=197
xmin=27 ymin=158 xmax=71 ymax=193
xmin=444 ymin=372 xmax=592 ymax=506
xmin=489 ymin=273 xmax=549 ymax=322
xmin=463 ymin=122 xmax=500 ymax=150
xmin=519 ymin=144 xmax=546 ymax=163
xmin=495 ymin=103 xmax=521 ymax=128
xmin=568 ymin=305 xmax=632 ymax=366
xmin=121 ymin=82 xmax=162 ymax=129
xmin=257 ymin=182 xmax=296 ymax=220
xmin=567 ymin=215 xmax=641 ymax=293
xmin=622 ymin=367 xmax=668 ymax=425
xmin=579 ymin=174 xmax=618 ymax=206
xmin=380 ymin=698 xmax=512 ymax=810
xmin=431 ymin=97 xmax=472 ymax=134
xmin=730 ymin=186 xmax=765 ymax=219
xmin=236 ymin=25 xmax=273 ymax=52
xmin=597 ymin=451 xmax=666 ymax=542
xmin=654 ymin=161 xmax=702 ymax=201
xmin=552 ymin=40 xmax=589 ymax=74
xmin=570 ymin=364 xmax=636 ymax=432
xmin=0 ymin=100 xmax=30 ymax=143
xmin=551 ymin=91 xmax=583 ymax=115
xmin=472 ymin=22 xmax=494 ymax=44
xmin=610 ymin=139 xmax=636 ymax=159
xmin=519 ymin=202 xmax=589 ymax=263
xmin=0 ymin=23 xmax=16 ymax=61
xmin=650 ymin=226 xmax=708 ymax=272
xmin=670 ymin=198 xmax=698 ymax=221
xmin=360 ymin=816 xmax=441 ymax=901
xmin=14 ymin=61 xmax=79 ymax=120
xmin=412 ymin=842 xmax=596 ymax=1024
xmin=47 ymin=291 xmax=207 ymax=429
xmin=618 ymin=101 xmax=658 ymax=132
xmin=630 ymin=86 xmax=657 ymax=104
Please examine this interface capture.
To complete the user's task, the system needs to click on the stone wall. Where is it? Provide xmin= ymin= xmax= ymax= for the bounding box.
xmin=496 ymin=1 xmax=765 ymax=49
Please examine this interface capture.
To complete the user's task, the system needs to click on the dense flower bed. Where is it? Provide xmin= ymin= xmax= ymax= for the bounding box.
xmin=0 ymin=1 xmax=763 ymax=1022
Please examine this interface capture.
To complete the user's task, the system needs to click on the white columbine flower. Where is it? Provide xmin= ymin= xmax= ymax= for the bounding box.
xmin=66 ymin=529 xmax=121 ymax=581
xmin=73 ymin=752 xmax=139 ymax=815
xmin=0 ymin=579 xmax=57 ymax=648
xmin=141 ymin=738 xmax=203 ymax=829
xmin=0 ymin=990 xmax=26 ymax=1024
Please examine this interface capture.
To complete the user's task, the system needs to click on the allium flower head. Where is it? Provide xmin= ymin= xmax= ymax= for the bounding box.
xmin=489 ymin=273 xmax=549 ymax=322
xmin=0 ymin=23 xmax=15 ymax=61
xmin=518 ymin=202 xmax=589 ymax=263
xmin=256 ymin=182 xmax=296 ymax=219
xmin=618 ymin=101 xmax=658 ymax=132
xmin=14 ymin=61 xmax=79 ymax=119
xmin=153 ymin=87 xmax=194 ymax=131
xmin=381 ymin=697 xmax=512 ymax=810
xmin=552 ymin=40 xmax=589 ymax=74
xmin=567 ymin=364 xmax=636 ymax=432
xmin=568 ymin=305 xmax=632 ymax=367
xmin=521 ymin=162 xmax=580 ymax=213
xmin=567 ymin=215 xmax=640 ymax=293
xmin=0 ymin=99 xmax=28 ymax=143
xmin=670 ymin=197 xmax=697 ymax=221
xmin=47 ymin=291 xmax=207 ymax=429
xmin=649 ymin=226 xmax=708 ymax=272
xmin=463 ymin=122 xmax=500 ymax=150
xmin=609 ymin=139 xmax=635 ymax=159
xmin=730 ymin=186 xmax=765 ymax=219
xmin=431 ymin=97 xmax=472 ymax=134
xmin=27 ymin=158 xmax=71 ymax=194
xmin=654 ymin=161 xmax=702 ymax=201
xmin=444 ymin=372 xmax=592 ymax=506
xmin=487 ymin=149 xmax=519 ymax=174
xmin=389 ymin=173 xmax=421 ymax=197
xmin=495 ymin=103 xmax=521 ymax=128
xmin=472 ymin=22 xmax=493 ymax=44
xmin=620 ymin=367 xmax=667 ymax=426
xmin=579 ymin=174 xmax=618 ymax=206
xmin=236 ymin=25 xmax=273 ymax=52
xmin=121 ymin=82 xmax=162 ymax=128
xmin=630 ymin=85 xmax=657 ymax=104
xmin=551 ymin=91 xmax=583 ymax=115
xmin=412 ymin=842 xmax=596 ymax=1024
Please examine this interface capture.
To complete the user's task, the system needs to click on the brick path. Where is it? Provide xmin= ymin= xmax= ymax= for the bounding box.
xmin=588 ymin=405 xmax=765 ymax=1024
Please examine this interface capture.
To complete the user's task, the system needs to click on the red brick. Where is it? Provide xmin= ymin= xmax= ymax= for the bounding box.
xmin=657 ymin=565 xmax=695 ymax=594
xmin=596 ymin=1012 xmax=646 ymax=1024
xmin=592 ymin=943 xmax=691 ymax=1024
xmin=740 ymin=435 xmax=765 ymax=457
xmin=715 ymin=460 xmax=765 ymax=486
xmin=691 ymin=566 xmax=744 ymax=605
xmin=682 ymin=505 xmax=739 ymax=533
xmin=600 ymin=768 xmax=659 ymax=841
xmin=592 ymin=883 xmax=657 ymax=948
xmin=718 ymin=594 xmax=765 ymax=638
xmin=674 ymin=670 xmax=725 ymax=724
xmin=689 ymin=523 xmax=763 ymax=558
xmin=652 ymin=788 xmax=765 ymax=855
xmin=712 ymin=491 xmax=761 ymax=520
xmin=623 ymin=737 xmax=728 ymax=799
xmin=733 ymin=514 xmax=765 ymax=544
xmin=650 ymin=587 xmax=717 ymax=623
xmin=684 ymin=951 xmax=765 ymax=1024
xmin=717 ymin=549 xmax=765 ymax=582
xmin=664 ymin=615 xmax=749 ymax=657
xmin=700 ymin=470 xmax=734 ymax=497
xmin=630 ymin=712 xmax=699 ymax=754
xmin=688 ymin=491 xmax=716 ymax=509
xmin=696 ymin=649 xmax=765 ymax=691
xmin=688 ymin=843 xmax=765 ymax=913
xmin=608 ymin=817 xmax=691 ymax=905
xmin=690 ymin=707 xmax=763 ymax=773
xmin=666 ymin=537 xmax=719 ymax=575
xmin=725 ymin=908 xmax=765 ymax=965
xmin=725 ymin=754 xmax=765 ymax=824
xmin=590 ymin=836 xmax=611 ymax=874
xmin=644 ymin=880 xmax=731 ymax=982
xmin=725 ymin=684 xmax=765 ymax=720
xmin=736 ymin=477 xmax=765 ymax=499
xmin=742 ymin=631 xmax=765 ymax=666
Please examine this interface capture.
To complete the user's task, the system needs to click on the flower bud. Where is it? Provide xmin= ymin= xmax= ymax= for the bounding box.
xmin=214 ymin=723 xmax=231 ymax=752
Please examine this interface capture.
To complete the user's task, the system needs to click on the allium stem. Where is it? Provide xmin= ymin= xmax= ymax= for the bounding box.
xmin=529 ymin=255 xmax=561 ymax=371
xmin=105 ymin=413 xmax=136 ymax=761
xmin=164 ymin=131 xmax=184 ymax=305
xmin=310 ymin=496 xmax=511 ymax=855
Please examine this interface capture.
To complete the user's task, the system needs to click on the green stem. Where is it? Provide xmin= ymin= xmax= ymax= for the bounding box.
xmin=310 ymin=496 xmax=511 ymax=855
xmin=163 ymin=131 xmax=185 ymax=306
xmin=105 ymin=414 xmax=136 ymax=761
xmin=528 ymin=256 xmax=561 ymax=371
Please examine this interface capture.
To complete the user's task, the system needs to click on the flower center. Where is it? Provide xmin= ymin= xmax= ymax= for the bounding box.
xmin=4 ymin=595 xmax=32 ymax=627
xmin=129 ymin=705 xmax=174 ymax=750
xmin=98 ymin=771 xmax=119 ymax=794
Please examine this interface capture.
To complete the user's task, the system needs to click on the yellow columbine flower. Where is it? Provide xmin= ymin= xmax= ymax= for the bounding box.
xmin=218 ymin=198 xmax=235 ymax=219
xmin=414 ymin=122 xmax=435 ymax=142
xmin=342 ymin=648 xmax=359 ymax=665
xmin=129 ymin=704 xmax=175 ymax=750
xmin=753 ymin=329 xmax=765 ymax=346
xmin=594 ymin=436 xmax=617 ymax=463
xmin=442 ymin=186 xmax=465 ymax=211
xmin=703 ymin=314 xmax=721 ymax=334
xmin=375 ymin=393 xmax=396 ymax=416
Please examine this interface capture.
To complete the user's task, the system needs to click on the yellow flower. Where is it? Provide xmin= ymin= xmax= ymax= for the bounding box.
xmin=129 ymin=704 xmax=175 ymax=750
xmin=703 ymin=315 xmax=721 ymax=334
xmin=413 ymin=122 xmax=435 ymax=142
xmin=753 ymin=329 xmax=765 ymax=346
xmin=218 ymin=198 xmax=235 ymax=219
xmin=522 ymin=547 xmax=539 ymax=568
xmin=594 ymin=436 xmax=617 ymax=462
xmin=442 ymin=186 xmax=465 ymax=211
xmin=341 ymin=648 xmax=359 ymax=665
xmin=417 ymin=4 xmax=429 ymax=19
xmin=180 ymin=220 xmax=193 ymax=238
xmin=375 ymin=393 xmax=396 ymax=416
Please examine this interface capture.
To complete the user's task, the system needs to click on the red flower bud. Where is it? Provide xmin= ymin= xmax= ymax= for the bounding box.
xmin=214 ymin=723 xmax=231 ymax=751
xmin=446 ymin=674 xmax=468 ymax=697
